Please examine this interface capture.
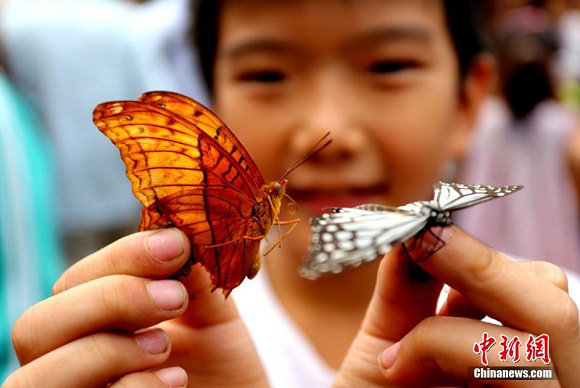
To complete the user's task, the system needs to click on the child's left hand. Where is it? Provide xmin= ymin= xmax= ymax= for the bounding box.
xmin=334 ymin=226 xmax=580 ymax=387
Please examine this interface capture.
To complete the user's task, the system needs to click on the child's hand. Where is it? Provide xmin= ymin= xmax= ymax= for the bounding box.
xmin=5 ymin=229 xmax=268 ymax=387
xmin=335 ymin=226 xmax=580 ymax=387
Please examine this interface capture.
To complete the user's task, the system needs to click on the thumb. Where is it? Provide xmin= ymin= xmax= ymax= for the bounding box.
xmin=336 ymin=241 xmax=444 ymax=386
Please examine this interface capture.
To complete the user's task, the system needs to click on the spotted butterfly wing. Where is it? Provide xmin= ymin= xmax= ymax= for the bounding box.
xmin=301 ymin=206 xmax=429 ymax=279
xmin=93 ymin=91 xmax=284 ymax=295
xmin=302 ymin=182 xmax=523 ymax=278
xmin=433 ymin=182 xmax=522 ymax=211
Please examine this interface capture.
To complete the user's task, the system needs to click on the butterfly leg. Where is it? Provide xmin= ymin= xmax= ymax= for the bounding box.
xmin=205 ymin=234 xmax=266 ymax=248
xmin=266 ymin=196 xmax=284 ymax=248
xmin=401 ymin=227 xmax=447 ymax=263
xmin=275 ymin=218 xmax=301 ymax=226
xmin=413 ymin=227 xmax=447 ymax=262
xmin=406 ymin=235 xmax=420 ymax=251
xmin=401 ymin=237 xmax=433 ymax=262
xmin=401 ymin=241 xmax=412 ymax=258
xmin=429 ymin=226 xmax=446 ymax=251
xmin=263 ymin=219 xmax=301 ymax=255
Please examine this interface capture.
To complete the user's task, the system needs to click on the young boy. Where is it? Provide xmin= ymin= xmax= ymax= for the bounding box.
xmin=6 ymin=1 xmax=580 ymax=386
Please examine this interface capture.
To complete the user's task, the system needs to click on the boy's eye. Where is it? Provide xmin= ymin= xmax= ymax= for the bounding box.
xmin=368 ymin=61 xmax=419 ymax=74
xmin=237 ymin=70 xmax=286 ymax=83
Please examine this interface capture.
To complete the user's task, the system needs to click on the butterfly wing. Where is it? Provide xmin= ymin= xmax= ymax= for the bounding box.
xmin=93 ymin=96 xmax=265 ymax=293
xmin=140 ymin=188 xmax=261 ymax=292
xmin=432 ymin=182 xmax=523 ymax=212
xmin=138 ymin=91 xmax=265 ymax=190
xmin=301 ymin=207 xmax=429 ymax=279
xmin=93 ymin=100 xmax=263 ymax=206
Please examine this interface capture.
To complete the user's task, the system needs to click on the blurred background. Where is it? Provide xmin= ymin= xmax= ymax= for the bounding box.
xmin=0 ymin=0 xmax=578 ymax=379
xmin=454 ymin=0 xmax=580 ymax=271
xmin=0 ymin=0 xmax=208 ymax=379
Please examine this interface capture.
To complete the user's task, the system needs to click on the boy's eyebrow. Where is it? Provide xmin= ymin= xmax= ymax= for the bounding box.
xmin=355 ymin=26 xmax=432 ymax=46
xmin=221 ymin=26 xmax=432 ymax=60
xmin=221 ymin=40 xmax=301 ymax=60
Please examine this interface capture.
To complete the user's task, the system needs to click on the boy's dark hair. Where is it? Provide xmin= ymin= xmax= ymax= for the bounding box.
xmin=192 ymin=0 xmax=487 ymax=96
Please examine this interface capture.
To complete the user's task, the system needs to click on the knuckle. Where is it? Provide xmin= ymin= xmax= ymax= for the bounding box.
xmin=412 ymin=316 xmax=442 ymax=353
xmin=51 ymin=276 xmax=65 ymax=296
xmin=105 ymin=232 xmax=153 ymax=272
xmin=100 ymin=276 xmax=147 ymax=324
xmin=52 ymin=271 xmax=79 ymax=295
xmin=414 ymin=316 xmax=443 ymax=341
xmin=103 ymin=243 xmax=124 ymax=275
xmin=542 ymin=263 xmax=568 ymax=291
xmin=467 ymin=245 xmax=499 ymax=288
xmin=408 ymin=317 xmax=446 ymax=373
xmin=2 ymin=374 xmax=17 ymax=388
xmin=113 ymin=372 xmax=165 ymax=388
xmin=88 ymin=332 xmax=123 ymax=366
xmin=12 ymin=309 xmax=37 ymax=360
xmin=3 ymin=371 xmax=30 ymax=388
xmin=556 ymin=296 xmax=580 ymax=335
xmin=111 ymin=378 xmax=130 ymax=388
xmin=112 ymin=377 xmax=135 ymax=388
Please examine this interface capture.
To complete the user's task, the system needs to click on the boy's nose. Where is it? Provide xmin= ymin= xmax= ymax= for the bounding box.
xmin=290 ymin=125 xmax=365 ymax=163
xmin=290 ymin=81 xmax=366 ymax=163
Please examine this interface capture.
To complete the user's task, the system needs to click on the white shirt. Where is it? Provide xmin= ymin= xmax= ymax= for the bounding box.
xmin=235 ymin=271 xmax=336 ymax=388
xmin=235 ymin=262 xmax=580 ymax=387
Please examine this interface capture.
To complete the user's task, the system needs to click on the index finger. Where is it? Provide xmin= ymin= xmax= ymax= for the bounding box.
xmin=53 ymin=228 xmax=190 ymax=294
xmin=415 ymin=226 xmax=579 ymax=339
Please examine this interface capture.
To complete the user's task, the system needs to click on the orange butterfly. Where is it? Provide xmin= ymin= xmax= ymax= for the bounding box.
xmin=93 ymin=91 xmax=330 ymax=295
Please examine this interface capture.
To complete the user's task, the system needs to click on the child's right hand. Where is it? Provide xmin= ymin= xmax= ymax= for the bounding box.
xmin=335 ymin=226 xmax=580 ymax=387
xmin=5 ymin=228 xmax=269 ymax=387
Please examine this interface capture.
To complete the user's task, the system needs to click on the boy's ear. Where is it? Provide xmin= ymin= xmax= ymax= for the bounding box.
xmin=450 ymin=53 xmax=497 ymax=160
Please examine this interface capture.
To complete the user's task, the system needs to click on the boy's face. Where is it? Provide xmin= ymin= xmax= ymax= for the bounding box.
xmin=213 ymin=0 xmax=473 ymax=217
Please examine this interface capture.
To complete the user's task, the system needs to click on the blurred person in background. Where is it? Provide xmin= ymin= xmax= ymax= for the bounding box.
xmin=485 ymin=0 xmax=580 ymax=107
xmin=0 ymin=46 xmax=63 ymax=380
xmin=455 ymin=4 xmax=580 ymax=271
xmin=0 ymin=0 xmax=206 ymax=264
xmin=556 ymin=0 xmax=580 ymax=108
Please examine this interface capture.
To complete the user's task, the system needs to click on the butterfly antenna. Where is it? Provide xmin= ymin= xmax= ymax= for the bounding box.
xmin=280 ymin=132 xmax=332 ymax=180
xmin=284 ymin=193 xmax=299 ymax=214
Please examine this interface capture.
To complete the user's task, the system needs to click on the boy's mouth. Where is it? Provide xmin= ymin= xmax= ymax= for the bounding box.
xmin=288 ymin=184 xmax=389 ymax=214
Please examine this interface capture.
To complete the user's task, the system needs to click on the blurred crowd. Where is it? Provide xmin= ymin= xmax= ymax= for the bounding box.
xmin=0 ymin=0 xmax=579 ymax=380
xmin=455 ymin=0 xmax=580 ymax=271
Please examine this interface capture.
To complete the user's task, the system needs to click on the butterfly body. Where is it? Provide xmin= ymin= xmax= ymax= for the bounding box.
xmin=301 ymin=182 xmax=522 ymax=279
xmin=93 ymin=91 xmax=295 ymax=294
xmin=258 ymin=179 xmax=287 ymax=232
xmin=242 ymin=179 xmax=288 ymax=279
xmin=398 ymin=201 xmax=452 ymax=227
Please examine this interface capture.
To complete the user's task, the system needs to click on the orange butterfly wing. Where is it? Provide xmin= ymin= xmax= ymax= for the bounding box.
xmin=93 ymin=92 xmax=268 ymax=293
xmin=138 ymin=91 xmax=265 ymax=191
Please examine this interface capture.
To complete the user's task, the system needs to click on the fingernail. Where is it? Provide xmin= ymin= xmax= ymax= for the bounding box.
xmin=147 ymin=229 xmax=185 ymax=262
xmin=379 ymin=341 xmax=400 ymax=371
xmin=135 ymin=329 xmax=169 ymax=354
xmin=147 ymin=280 xmax=186 ymax=311
xmin=155 ymin=367 xmax=188 ymax=387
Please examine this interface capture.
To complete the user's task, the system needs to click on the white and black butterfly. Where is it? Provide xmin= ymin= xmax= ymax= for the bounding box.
xmin=300 ymin=182 xmax=523 ymax=279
